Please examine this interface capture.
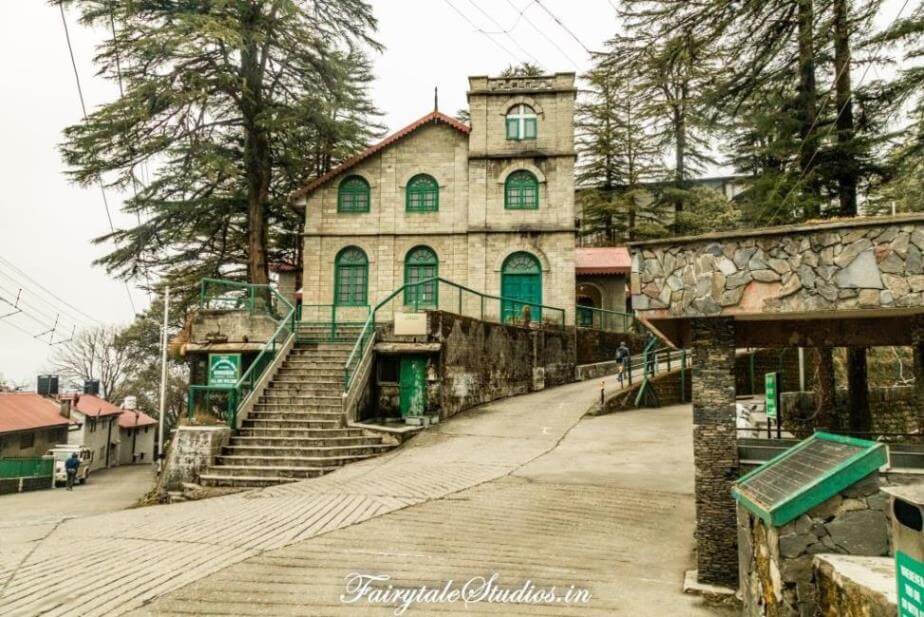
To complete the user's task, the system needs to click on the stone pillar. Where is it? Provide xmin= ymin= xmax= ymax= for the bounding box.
xmin=691 ymin=317 xmax=739 ymax=587
xmin=912 ymin=315 xmax=924 ymax=433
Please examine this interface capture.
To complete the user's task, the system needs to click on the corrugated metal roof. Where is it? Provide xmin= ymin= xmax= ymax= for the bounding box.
xmin=0 ymin=393 xmax=71 ymax=434
xmin=290 ymin=111 xmax=471 ymax=203
xmin=575 ymin=247 xmax=631 ymax=275
xmin=117 ymin=409 xmax=157 ymax=430
xmin=72 ymin=394 xmax=124 ymax=418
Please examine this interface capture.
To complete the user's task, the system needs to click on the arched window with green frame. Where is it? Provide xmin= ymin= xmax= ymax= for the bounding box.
xmin=337 ymin=175 xmax=370 ymax=213
xmin=504 ymin=170 xmax=539 ymax=210
xmin=334 ymin=246 xmax=368 ymax=306
xmin=403 ymin=246 xmax=438 ymax=308
xmin=405 ymin=174 xmax=439 ymax=212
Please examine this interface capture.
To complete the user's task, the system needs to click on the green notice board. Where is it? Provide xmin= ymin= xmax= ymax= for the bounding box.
xmin=208 ymin=353 xmax=241 ymax=386
xmin=898 ymin=551 xmax=924 ymax=616
xmin=765 ymin=372 xmax=780 ymax=419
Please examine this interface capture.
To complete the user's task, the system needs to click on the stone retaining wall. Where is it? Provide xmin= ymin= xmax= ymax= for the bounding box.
xmin=632 ymin=216 xmax=924 ymax=318
xmin=160 ymin=426 xmax=231 ymax=491
xmin=782 ymin=385 xmax=919 ymax=435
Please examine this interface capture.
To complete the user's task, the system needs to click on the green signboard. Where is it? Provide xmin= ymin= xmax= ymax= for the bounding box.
xmin=208 ymin=353 xmax=241 ymax=386
xmin=765 ymin=372 xmax=779 ymax=420
xmin=898 ymin=551 xmax=924 ymax=616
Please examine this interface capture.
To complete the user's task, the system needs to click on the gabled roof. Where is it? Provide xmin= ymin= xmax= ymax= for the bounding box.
xmin=117 ymin=409 xmax=157 ymax=430
xmin=290 ymin=111 xmax=470 ymax=205
xmin=575 ymin=247 xmax=631 ymax=275
xmin=72 ymin=394 xmax=125 ymax=419
xmin=0 ymin=393 xmax=71 ymax=434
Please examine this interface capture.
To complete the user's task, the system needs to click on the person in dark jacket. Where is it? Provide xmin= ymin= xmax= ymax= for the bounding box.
xmin=65 ymin=453 xmax=80 ymax=491
xmin=615 ymin=342 xmax=631 ymax=386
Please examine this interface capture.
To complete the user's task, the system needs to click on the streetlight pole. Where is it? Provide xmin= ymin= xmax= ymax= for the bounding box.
xmin=157 ymin=286 xmax=170 ymax=464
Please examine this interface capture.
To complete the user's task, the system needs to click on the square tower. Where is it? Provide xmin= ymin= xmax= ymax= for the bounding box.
xmin=465 ymin=72 xmax=577 ymax=321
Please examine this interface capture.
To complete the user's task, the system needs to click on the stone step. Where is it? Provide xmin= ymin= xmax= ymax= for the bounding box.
xmin=202 ymin=465 xmax=333 ymax=480
xmin=198 ymin=473 xmax=302 ymax=488
xmin=251 ymin=403 xmax=342 ymax=412
xmin=230 ymin=435 xmax=384 ymax=447
xmin=222 ymin=443 xmax=393 ymax=458
xmin=242 ymin=418 xmax=342 ymax=429
xmin=248 ymin=410 xmax=343 ymax=421
xmin=281 ymin=359 xmax=348 ymax=368
xmin=236 ymin=427 xmax=364 ymax=438
xmin=215 ymin=453 xmax=382 ymax=468
xmin=265 ymin=383 xmax=343 ymax=395
xmin=274 ymin=368 xmax=344 ymax=379
xmin=259 ymin=394 xmax=342 ymax=404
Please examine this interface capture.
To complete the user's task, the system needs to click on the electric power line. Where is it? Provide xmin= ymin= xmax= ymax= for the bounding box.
xmin=465 ymin=0 xmax=542 ymax=65
xmin=0 ymin=256 xmax=103 ymax=326
xmin=504 ymin=0 xmax=581 ymax=69
xmin=442 ymin=0 xmax=520 ymax=63
xmin=58 ymin=3 xmax=137 ymax=316
xmin=532 ymin=0 xmax=593 ymax=55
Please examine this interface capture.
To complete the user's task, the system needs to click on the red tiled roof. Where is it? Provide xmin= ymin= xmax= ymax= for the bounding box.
xmin=0 ymin=393 xmax=71 ymax=434
xmin=575 ymin=247 xmax=631 ymax=275
xmin=73 ymin=394 xmax=125 ymax=418
xmin=290 ymin=111 xmax=471 ymax=204
xmin=117 ymin=409 xmax=157 ymax=430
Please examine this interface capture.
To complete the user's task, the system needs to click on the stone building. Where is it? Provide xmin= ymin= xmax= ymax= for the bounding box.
xmin=290 ymin=72 xmax=577 ymax=324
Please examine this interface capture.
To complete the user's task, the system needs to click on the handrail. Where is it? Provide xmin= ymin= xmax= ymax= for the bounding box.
xmin=188 ymin=278 xmax=297 ymax=427
xmin=576 ymin=305 xmax=637 ymax=332
xmin=342 ymin=276 xmax=571 ymax=392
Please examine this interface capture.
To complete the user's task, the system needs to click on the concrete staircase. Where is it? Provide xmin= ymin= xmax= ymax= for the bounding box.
xmin=199 ymin=338 xmax=394 ymax=488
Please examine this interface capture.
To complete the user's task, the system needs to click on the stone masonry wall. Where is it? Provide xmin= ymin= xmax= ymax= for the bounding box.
xmin=427 ymin=311 xmax=576 ymax=419
xmin=632 ymin=217 xmax=924 ymax=318
xmin=782 ymin=385 xmax=920 ymax=435
xmin=738 ymin=474 xmax=889 ymax=617
xmin=692 ymin=317 xmax=740 ymax=586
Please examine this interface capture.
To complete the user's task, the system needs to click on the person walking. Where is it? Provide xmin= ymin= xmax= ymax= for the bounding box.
xmin=65 ymin=452 xmax=80 ymax=491
xmin=615 ymin=341 xmax=631 ymax=387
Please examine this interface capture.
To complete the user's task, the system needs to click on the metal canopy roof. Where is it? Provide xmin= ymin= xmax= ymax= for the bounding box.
xmin=732 ymin=432 xmax=888 ymax=527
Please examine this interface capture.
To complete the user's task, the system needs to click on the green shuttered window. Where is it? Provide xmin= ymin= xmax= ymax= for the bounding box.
xmin=405 ymin=174 xmax=439 ymax=212
xmin=504 ymin=170 xmax=539 ymax=210
xmin=334 ymin=247 xmax=368 ymax=306
xmin=337 ymin=175 xmax=370 ymax=213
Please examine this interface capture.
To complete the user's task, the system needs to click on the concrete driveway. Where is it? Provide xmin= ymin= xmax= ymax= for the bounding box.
xmin=129 ymin=404 xmax=730 ymax=616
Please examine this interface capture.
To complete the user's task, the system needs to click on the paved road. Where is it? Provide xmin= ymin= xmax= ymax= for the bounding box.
xmin=0 ymin=369 xmax=722 ymax=616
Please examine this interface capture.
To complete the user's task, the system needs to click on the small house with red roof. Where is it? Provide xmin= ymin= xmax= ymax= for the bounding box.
xmin=0 ymin=392 xmax=71 ymax=458
xmin=66 ymin=393 xmax=125 ymax=471
xmin=575 ymin=247 xmax=631 ymax=326
xmin=290 ymin=72 xmax=578 ymax=325
xmin=116 ymin=405 xmax=157 ymax=465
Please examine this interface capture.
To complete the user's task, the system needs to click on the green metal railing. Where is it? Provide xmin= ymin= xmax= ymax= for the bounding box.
xmin=576 ymin=306 xmax=638 ymax=333
xmin=188 ymin=280 xmax=297 ymax=427
xmin=198 ymin=278 xmax=290 ymax=319
xmin=343 ymin=276 xmax=570 ymax=391
xmin=0 ymin=457 xmax=53 ymax=479
xmin=297 ymin=304 xmax=371 ymax=342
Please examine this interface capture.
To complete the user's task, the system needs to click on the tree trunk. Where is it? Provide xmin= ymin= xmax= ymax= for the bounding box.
xmin=797 ymin=0 xmax=820 ymax=218
xmin=241 ymin=4 xmax=270 ymax=286
xmin=846 ymin=347 xmax=871 ymax=433
xmin=813 ymin=347 xmax=836 ymax=430
xmin=833 ymin=0 xmax=858 ymax=217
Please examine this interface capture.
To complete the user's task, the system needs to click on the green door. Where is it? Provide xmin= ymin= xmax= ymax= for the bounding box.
xmin=399 ymin=356 xmax=427 ymax=417
xmin=501 ymin=252 xmax=542 ymax=323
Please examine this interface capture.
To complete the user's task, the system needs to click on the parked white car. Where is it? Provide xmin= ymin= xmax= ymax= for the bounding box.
xmin=48 ymin=445 xmax=93 ymax=485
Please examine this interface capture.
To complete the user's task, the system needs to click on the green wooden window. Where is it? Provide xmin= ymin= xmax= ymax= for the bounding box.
xmin=505 ymin=104 xmax=537 ymax=141
xmin=337 ymin=175 xmax=370 ymax=213
xmin=405 ymin=174 xmax=439 ymax=212
xmin=504 ymin=170 xmax=539 ymax=210
xmin=334 ymin=246 xmax=368 ymax=306
xmin=404 ymin=246 xmax=438 ymax=307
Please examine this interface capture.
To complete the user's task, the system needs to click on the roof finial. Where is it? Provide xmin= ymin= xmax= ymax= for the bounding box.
xmin=434 ymin=86 xmax=439 ymax=112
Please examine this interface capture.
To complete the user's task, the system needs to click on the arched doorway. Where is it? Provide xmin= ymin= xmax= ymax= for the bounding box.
xmin=404 ymin=246 xmax=438 ymax=308
xmin=576 ymin=282 xmax=603 ymax=327
xmin=501 ymin=252 xmax=542 ymax=323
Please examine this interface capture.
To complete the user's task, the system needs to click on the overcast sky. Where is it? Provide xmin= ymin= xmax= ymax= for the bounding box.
xmin=0 ymin=0 xmax=913 ymax=387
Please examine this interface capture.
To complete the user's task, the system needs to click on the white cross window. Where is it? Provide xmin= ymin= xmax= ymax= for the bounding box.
xmin=506 ymin=104 xmax=537 ymax=140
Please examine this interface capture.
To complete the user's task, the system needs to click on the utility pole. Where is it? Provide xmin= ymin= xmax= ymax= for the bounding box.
xmin=157 ymin=286 xmax=170 ymax=463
